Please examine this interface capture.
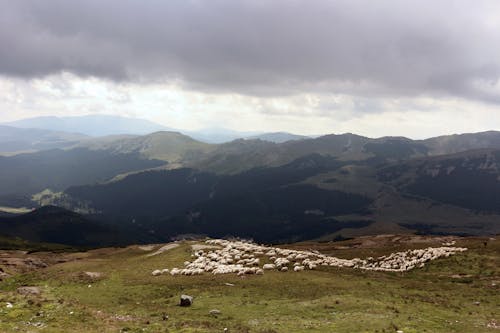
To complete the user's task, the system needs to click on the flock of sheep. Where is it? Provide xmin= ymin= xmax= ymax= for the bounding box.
xmin=151 ymin=239 xmax=467 ymax=276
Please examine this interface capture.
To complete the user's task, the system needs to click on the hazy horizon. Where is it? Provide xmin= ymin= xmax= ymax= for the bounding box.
xmin=2 ymin=113 xmax=500 ymax=141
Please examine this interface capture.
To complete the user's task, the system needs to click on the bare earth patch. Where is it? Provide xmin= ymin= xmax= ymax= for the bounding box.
xmin=146 ymin=243 xmax=180 ymax=256
xmin=137 ymin=245 xmax=156 ymax=251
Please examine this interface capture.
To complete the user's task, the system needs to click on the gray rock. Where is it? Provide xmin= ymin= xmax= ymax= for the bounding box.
xmin=17 ymin=286 xmax=41 ymax=295
xmin=180 ymin=294 xmax=193 ymax=307
xmin=83 ymin=271 xmax=102 ymax=279
xmin=209 ymin=309 xmax=221 ymax=316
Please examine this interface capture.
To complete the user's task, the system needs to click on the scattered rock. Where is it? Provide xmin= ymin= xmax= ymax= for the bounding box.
xmin=0 ymin=270 xmax=8 ymax=280
xmin=487 ymin=319 xmax=499 ymax=329
xmin=113 ymin=314 xmax=134 ymax=321
xmin=17 ymin=286 xmax=41 ymax=295
xmin=25 ymin=258 xmax=48 ymax=269
xmin=83 ymin=271 xmax=102 ymax=279
xmin=473 ymin=301 xmax=481 ymax=306
xmin=6 ymin=302 xmax=13 ymax=308
xmin=180 ymin=294 xmax=193 ymax=307
xmin=209 ymin=309 xmax=221 ymax=316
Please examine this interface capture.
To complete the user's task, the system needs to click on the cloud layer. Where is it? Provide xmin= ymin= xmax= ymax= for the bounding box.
xmin=1 ymin=0 xmax=500 ymax=102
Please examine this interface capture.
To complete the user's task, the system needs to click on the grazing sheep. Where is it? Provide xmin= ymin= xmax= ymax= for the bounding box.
xmin=152 ymin=239 xmax=467 ymax=277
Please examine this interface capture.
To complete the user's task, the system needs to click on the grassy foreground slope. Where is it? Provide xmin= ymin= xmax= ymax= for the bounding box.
xmin=0 ymin=236 xmax=498 ymax=333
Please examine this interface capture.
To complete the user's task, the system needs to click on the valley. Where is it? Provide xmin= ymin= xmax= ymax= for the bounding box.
xmin=0 ymin=123 xmax=498 ymax=246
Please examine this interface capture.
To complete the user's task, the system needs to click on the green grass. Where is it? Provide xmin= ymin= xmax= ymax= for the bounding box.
xmin=0 ymin=238 xmax=498 ymax=332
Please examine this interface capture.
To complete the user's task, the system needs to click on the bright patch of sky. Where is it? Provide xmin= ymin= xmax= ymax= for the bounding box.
xmin=0 ymin=73 xmax=498 ymax=139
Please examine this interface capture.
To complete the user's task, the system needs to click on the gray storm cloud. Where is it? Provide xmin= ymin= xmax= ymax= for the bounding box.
xmin=0 ymin=0 xmax=499 ymax=102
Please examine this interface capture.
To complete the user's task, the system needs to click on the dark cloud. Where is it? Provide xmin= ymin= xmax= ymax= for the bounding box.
xmin=1 ymin=0 xmax=499 ymax=102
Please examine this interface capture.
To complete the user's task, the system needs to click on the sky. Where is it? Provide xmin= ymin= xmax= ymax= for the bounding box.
xmin=0 ymin=0 xmax=499 ymax=139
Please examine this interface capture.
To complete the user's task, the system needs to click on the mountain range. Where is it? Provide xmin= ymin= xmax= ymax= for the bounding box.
xmin=2 ymin=115 xmax=308 ymax=144
xmin=0 ymin=115 xmax=499 ymax=246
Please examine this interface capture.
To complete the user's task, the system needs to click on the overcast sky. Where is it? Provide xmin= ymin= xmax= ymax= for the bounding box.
xmin=1 ymin=0 xmax=499 ymax=138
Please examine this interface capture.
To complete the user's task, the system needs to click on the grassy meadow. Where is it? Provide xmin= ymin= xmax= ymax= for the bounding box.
xmin=0 ymin=236 xmax=498 ymax=332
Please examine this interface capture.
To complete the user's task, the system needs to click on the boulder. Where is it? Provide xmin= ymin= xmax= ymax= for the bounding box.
xmin=180 ymin=294 xmax=193 ymax=307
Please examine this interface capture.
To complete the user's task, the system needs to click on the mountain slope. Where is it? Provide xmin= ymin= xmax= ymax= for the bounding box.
xmin=0 ymin=148 xmax=165 ymax=197
xmin=48 ymin=154 xmax=373 ymax=242
xmin=65 ymin=168 xmax=220 ymax=219
xmin=191 ymin=131 xmax=500 ymax=174
xmin=379 ymin=149 xmax=500 ymax=213
xmin=62 ymin=154 xmax=348 ymax=219
xmin=0 ymin=206 xmax=124 ymax=246
xmin=422 ymin=131 xmax=500 ymax=155
xmin=190 ymin=133 xmax=429 ymax=174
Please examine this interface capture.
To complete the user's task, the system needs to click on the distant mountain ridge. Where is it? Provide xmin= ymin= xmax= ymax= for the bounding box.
xmin=0 ymin=125 xmax=88 ymax=153
xmin=422 ymin=131 xmax=500 ymax=155
xmin=245 ymin=132 xmax=310 ymax=143
xmin=3 ymin=115 xmax=173 ymax=137
xmin=2 ymin=114 xmax=310 ymax=144
xmin=77 ymin=131 xmax=215 ymax=163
